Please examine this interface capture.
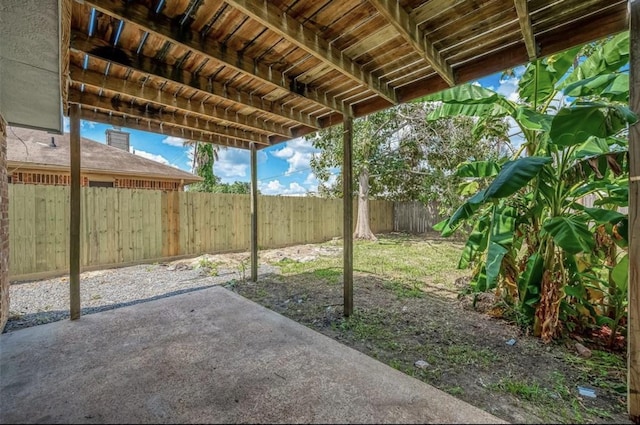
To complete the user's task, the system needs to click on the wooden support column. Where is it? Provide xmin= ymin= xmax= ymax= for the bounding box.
xmin=343 ymin=109 xmax=354 ymax=317
xmin=69 ymin=104 xmax=81 ymax=320
xmin=630 ymin=1 xmax=640 ymax=421
xmin=250 ymin=142 xmax=258 ymax=282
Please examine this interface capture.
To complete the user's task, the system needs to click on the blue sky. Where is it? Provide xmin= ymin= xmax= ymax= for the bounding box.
xmin=67 ymin=70 xmax=521 ymax=196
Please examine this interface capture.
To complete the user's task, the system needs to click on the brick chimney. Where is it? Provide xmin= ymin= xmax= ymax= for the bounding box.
xmin=105 ymin=127 xmax=130 ymax=151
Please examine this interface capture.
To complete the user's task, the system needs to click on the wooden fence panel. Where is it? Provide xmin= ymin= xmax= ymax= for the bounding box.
xmin=8 ymin=186 xmax=396 ymax=278
xmin=393 ymin=201 xmax=440 ymax=234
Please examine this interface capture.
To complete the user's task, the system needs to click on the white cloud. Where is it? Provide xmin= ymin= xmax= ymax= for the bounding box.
xmin=63 ymin=117 xmax=70 ymax=133
xmin=182 ymin=146 xmax=267 ymax=182
xmin=215 ymin=148 xmax=250 ymax=182
xmin=259 ymin=179 xmax=308 ymax=196
xmin=304 ymin=172 xmax=318 ymax=186
xmin=496 ymin=76 xmax=520 ymax=102
xmin=271 ymin=137 xmax=319 ymax=176
xmin=162 ymin=136 xmax=187 ymax=147
xmin=131 ymin=148 xmax=181 ymax=169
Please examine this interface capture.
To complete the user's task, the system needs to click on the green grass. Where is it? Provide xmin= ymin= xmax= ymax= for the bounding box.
xmin=490 ymin=376 xmax=549 ymax=402
xmin=312 ymin=268 xmax=342 ymax=284
xmin=333 ymin=310 xmax=393 ymax=342
xmin=272 ymin=234 xmax=465 ymax=292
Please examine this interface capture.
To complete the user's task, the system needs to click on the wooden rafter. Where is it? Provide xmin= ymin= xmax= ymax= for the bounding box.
xmin=225 ymin=0 xmax=398 ymax=105
xmin=69 ymin=88 xmax=269 ymax=145
xmin=82 ymin=0 xmax=346 ymax=115
xmin=70 ymin=31 xmax=322 ymax=130
xmin=514 ymin=0 xmax=538 ymax=61
xmin=77 ymin=107 xmax=252 ymax=149
xmin=70 ymin=64 xmax=293 ymax=138
xmin=368 ymin=0 xmax=455 ymax=86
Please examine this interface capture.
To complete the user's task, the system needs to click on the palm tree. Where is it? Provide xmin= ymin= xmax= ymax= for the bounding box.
xmin=184 ymin=140 xmax=223 ymax=192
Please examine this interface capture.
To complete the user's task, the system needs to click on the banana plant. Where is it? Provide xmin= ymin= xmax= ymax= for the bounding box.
xmin=425 ymin=33 xmax=635 ymax=342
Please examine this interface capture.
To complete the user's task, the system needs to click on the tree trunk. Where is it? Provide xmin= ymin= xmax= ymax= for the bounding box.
xmin=353 ymin=168 xmax=377 ymax=240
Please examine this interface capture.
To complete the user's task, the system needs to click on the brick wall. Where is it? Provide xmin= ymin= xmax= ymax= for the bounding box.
xmin=1 ymin=114 xmax=8 ymax=332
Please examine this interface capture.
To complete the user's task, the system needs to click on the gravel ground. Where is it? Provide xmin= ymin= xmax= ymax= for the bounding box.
xmin=4 ymin=243 xmax=340 ymax=333
xmin=5 ymin=259 xmax=278 ymax=333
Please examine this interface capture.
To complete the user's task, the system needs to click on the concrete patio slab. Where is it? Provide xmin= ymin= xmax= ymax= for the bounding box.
xmin=1 ymin=286 xmax=506 ymax=424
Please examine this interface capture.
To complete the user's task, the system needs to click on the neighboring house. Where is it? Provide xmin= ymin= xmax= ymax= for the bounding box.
xmin=6 ymin=127 xmax=202 ymax=191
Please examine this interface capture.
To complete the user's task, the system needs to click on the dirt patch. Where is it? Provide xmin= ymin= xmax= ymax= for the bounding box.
xmin=229 ymin=234 xmax=629 ymax=424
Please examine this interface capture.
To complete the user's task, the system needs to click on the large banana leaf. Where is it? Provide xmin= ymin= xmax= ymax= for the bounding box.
xmin=442 ymin=189 xmax=487 ymax=235
xmin=485 ymin=242 xmax=508 ymax=290
xmin=611 ymin=254 xmax=629 ymax=294
xmin=422 ymin=84 xmax=515 ymax=120
xmin=582 ymin=207 xmax=626 ymax=225
xmin=572 ymin=137 xmax=613 ymax=159
xmin=517 ymin=253 xmax=543 ymax=315
xmin=455 ymin=160 xmax=501 ymax=178
xmin=426 ymin=103 xmax=503 ymax=121
xmin=563 ymin=73 xmax=629 ymax=102
xmin=549 ymin=104 xmax=636 ymax=147
xmin=458 ymin=214 xmax=490 ymax=269
xmin=516 ymin=108 xmax=553 ymax=131
xmin=519 ymin=46 xmax=582 ymax=105
xmin=421 ymin=83 xmax=500 ymax=104
xmin=483 ymin=156 xmax=552 ymax=200
xmin=543 ymin=215 xmax=595 ymax=254
xmin=489 ymin=205 xmax=517 ymax=246
xmin=560 ymin=32 xmax=629 ymax=89
xmin=484 ymin=205 xmax=517 ymax=289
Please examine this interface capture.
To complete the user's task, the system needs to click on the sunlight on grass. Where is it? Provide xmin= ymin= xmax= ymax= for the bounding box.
xmin=272 ymin=234 xmax=466 ymax=290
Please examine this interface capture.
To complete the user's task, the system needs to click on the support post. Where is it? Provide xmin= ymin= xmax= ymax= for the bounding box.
xmin=69 ymin=104 xmax=81 ymax=320
xmin=250 ymin=142 xmax=258 ymax=282
xmin=630 ymin=1 xmax=640 ymax=421
xmin=343 ymin=109 xmax=354 ymax=317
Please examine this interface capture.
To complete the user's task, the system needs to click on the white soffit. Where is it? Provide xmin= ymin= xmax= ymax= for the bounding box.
xmin=0 ymin=0 xmax=63 ymax=133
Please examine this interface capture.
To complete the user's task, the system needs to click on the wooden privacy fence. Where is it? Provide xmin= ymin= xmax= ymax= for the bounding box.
xmin=393 ymin=201 xmax=441 ymax=234
xmin=8 ymin=185 xmax=393 ymax=279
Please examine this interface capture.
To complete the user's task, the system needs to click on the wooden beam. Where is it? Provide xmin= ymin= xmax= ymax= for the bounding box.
xmin=70 ymin=64 xmax=294 ymax=139
xmin=77 ymin=108 xmax=252 ymax=150
xmin=68 ymin=88 xmax=270 ymax=145
xmin=342 ymin=109 xmax=353 ymax=318
xmin=71 ymin=31 xmax=322 ymax=130
xmin=514 ymin=0 xmax=538 ymax=61
xmin=628 ymin=2 xmax=640 ymax=422
xmin=250 ymin=143 xmax=258 ymax=282
xmin=60 ymin=0 xmax=72 ymax=112
xmin=225 ymin=0 xmax=398 ymax=104
xmin=69 ymin=104 xmax=81 ymax=321
xmin=83 ymin=0 xmax=345 ymax=114
xmin=368 ymin=0 xmax=455 ymax=86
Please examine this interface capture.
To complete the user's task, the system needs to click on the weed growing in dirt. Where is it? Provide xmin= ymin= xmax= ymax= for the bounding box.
xmin=490 ymin=376 xmax=548 ymax=402
xmin=564 ymin=349 xmax=627 ymax=395
xmin=198 ymin=258 xmax=219 ymax=276
xmin=383 ymin=280 xmax=424 ymax=299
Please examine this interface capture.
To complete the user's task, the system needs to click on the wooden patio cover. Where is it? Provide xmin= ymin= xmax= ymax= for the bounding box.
xmin=59 ymin=0 xmax=640 ymax=421
xmin=65 ymin=0 xmax=628 ymax=148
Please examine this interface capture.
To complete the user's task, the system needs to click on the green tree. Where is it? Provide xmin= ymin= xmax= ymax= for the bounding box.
xmin=185 ymin=140 xmax=221 ymax=192
xmin=426 ymin=33 xmax=635 ymax=342
xmin=308 ymin=104 xmax=507 ymax=234
xmin=309 ymin=108 xmax=404 ymax=240
xmin=184 ymin=141 xmax=252 ymax=194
